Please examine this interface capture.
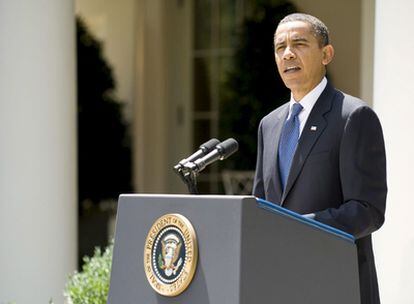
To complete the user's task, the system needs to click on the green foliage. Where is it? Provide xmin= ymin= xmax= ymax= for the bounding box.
xmin=219 ymin=1 xmax=297 ymax=170
xmin=65 ymin=243 xmax=113 ymax=304
xmin=76 ymin=17 xmax=132 ymax=206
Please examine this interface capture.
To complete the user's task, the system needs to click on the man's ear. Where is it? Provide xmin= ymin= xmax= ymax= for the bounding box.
xmin=322 ymin=44 xmax=334 ymax=65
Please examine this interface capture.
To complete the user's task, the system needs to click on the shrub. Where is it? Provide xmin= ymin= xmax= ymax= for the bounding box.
xmin=65 ymin=243 xmax=113 ymax=304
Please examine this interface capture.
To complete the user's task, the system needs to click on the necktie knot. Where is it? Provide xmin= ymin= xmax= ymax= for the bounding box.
xmin=290 ymin=103 xmax=303 ymax=118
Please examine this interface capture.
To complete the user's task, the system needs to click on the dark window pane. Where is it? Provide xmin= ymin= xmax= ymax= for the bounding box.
xmin=219 ymin=55 xmax=233 ymax=84
xmin=220 ymin=0 xmax=237 ymax=48
xmin=193 ymin=57 xmax=211 ymax=111
xmin=193 ymin=119 xmax=211 ymax=150
xmin=194 ymin=0 xmax=211 ymax=50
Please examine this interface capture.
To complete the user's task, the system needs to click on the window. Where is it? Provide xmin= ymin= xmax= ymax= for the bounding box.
xmin=192 ymin=0 xmax=250 ymax=193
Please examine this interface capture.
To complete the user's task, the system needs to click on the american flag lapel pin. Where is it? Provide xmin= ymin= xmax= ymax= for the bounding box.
xmin=310 ymin=126 xmax=317 ymax=131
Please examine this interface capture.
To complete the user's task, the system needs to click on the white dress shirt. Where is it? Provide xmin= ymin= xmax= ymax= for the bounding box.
xmin=287 ymin=77 xmax=327 ymax=135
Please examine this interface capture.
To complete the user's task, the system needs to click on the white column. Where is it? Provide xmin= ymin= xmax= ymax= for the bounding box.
xmin=0 ymin=1 xmax=77 ymax=303
xmin=373 ymin=1 xmax=414 ymax=303
xmin=133 ymin=0 xmax=192 ymax=194
xmin=134 ymin=0 xmax=169 ymax=193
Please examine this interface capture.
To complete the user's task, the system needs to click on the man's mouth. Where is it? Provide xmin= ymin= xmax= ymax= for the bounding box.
xmin=284 ymin=66 xmax=301 ymax=73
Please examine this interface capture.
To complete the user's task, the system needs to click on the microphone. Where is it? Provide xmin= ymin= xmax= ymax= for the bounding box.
xmin=184 ymin=138 xmax=238 ymax=173
xmin=174 ymin=138 xmax=220 ymax=171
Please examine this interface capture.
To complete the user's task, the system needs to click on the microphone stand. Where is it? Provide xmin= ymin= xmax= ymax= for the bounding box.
xmin=173 ymin=166 xmax=199 ymax=194
xmin=183 ymin=169 xmax=199 ymax=195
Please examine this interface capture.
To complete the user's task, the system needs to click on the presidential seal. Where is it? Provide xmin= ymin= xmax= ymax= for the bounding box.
xmin=143 ymin=213 xmax=198 ymax=297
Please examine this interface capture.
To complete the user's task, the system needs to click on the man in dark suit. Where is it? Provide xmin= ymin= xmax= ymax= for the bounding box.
xmin=252 ymin=13 xmax=387 ymax=304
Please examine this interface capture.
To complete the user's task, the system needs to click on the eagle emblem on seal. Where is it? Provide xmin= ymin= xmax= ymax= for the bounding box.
xmin=158 ymin=233 xmax=183 ymax=277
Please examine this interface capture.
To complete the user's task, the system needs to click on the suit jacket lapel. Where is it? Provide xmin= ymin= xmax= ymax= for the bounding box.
xmin=268 ymin=104 xmax=289 ymax=204
xmin=281 ymin=83 xmax=336 ymax=204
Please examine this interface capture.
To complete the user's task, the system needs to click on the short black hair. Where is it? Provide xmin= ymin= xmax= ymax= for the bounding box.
xmin=276 ymin=13 xmax=330 ymax=47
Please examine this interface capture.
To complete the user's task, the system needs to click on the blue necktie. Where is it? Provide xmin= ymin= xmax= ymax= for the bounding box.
xmin=278 ymin=103 xmax=303 ymax=189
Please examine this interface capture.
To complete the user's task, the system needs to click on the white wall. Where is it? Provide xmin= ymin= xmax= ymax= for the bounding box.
xmin=373 ymin=0 xmax=414 ymax=303
xmin=360 ymin=0 xmax=375 ymax=105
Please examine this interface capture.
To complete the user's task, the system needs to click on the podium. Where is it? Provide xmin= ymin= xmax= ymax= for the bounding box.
xmin=108 ymin=194 xmax=360 ymax=304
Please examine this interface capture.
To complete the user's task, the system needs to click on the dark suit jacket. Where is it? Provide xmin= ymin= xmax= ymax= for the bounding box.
xmin=253 ymin=82 xmax=387 ymax=304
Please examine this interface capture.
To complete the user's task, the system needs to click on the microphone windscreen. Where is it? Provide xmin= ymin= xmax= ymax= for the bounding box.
xmin=217 ymin=138 xmax=238 ymax=159
xmin=200 ymin=138 xmax=220 ymax=153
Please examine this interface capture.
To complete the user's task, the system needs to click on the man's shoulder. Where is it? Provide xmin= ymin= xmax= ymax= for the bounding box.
xmin=340 ymin=91 xmax=368 ymax=110
xmin=335 ymin=89 xmax=376 ymax=118
xmin=260 ymin=102 xmax=289 ymax=125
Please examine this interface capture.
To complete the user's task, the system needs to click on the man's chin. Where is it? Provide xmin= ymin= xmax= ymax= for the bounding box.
xmin=281 ymin=79 xmax=301 ymax=91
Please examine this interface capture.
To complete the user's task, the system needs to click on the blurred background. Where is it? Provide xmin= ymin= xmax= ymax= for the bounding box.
xmin=1 ymin=0 xmax=412 ymax=303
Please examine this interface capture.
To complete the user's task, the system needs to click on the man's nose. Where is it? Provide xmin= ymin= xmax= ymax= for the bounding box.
xmin=283 ymin=46 xmax=296 ymax=60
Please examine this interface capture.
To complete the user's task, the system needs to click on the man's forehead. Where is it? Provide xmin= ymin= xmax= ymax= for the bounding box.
xmin=275 ymin=21 xmax=313 ymax=41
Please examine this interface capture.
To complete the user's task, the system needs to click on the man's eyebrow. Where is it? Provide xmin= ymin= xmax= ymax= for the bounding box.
xmin=291 ymin=37 xmax=309 ymax=43
xmin=274 ymin=36 xmax=309 ymax=47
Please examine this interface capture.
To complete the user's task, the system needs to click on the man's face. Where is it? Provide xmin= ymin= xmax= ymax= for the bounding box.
xmin=274 ymin=21 xmax=333 ymax=100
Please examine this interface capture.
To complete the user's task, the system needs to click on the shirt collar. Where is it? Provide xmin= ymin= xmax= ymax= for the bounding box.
xmin=289 ymin=77 xmax=327 ymax=112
